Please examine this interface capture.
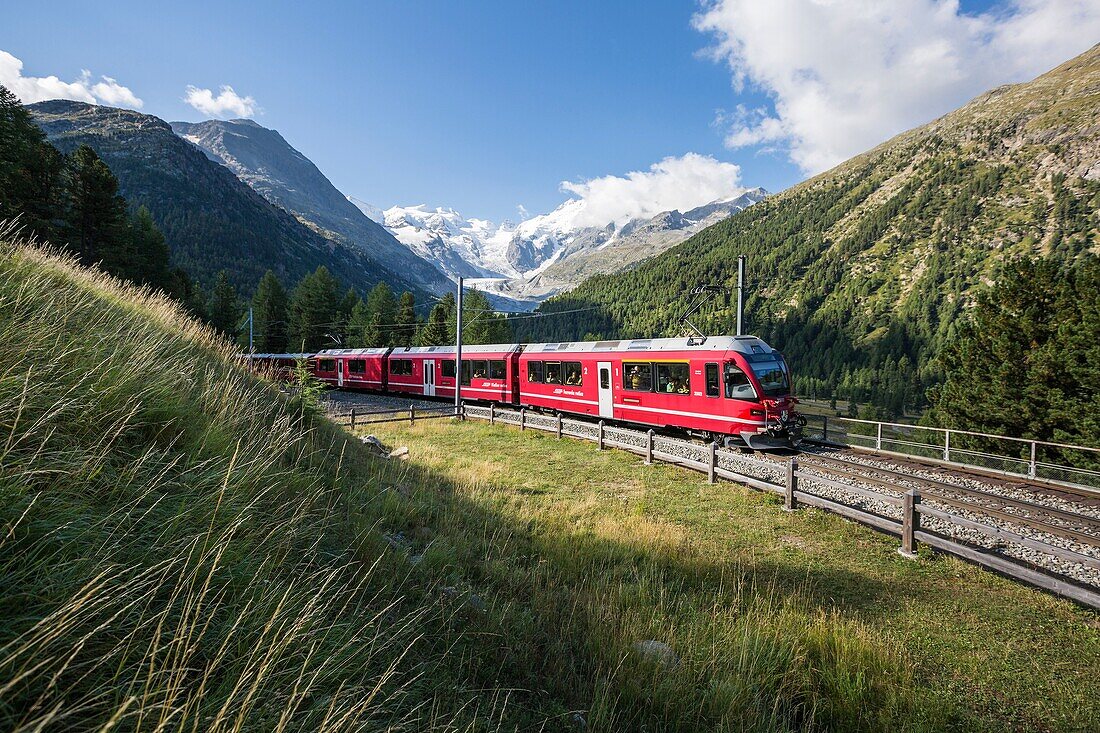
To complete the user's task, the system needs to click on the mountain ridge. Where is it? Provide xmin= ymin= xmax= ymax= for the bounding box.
xmin=368 ymin=188 xmax=767 ymax=305
xmin=171 ymin=119 xmax=451 ymax=293
xmin=28 ymin=100 xmax=422 ymax=297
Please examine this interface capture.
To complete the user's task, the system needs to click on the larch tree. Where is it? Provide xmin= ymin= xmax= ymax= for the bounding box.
xmin=208 ymin=270 xmax=243 ymax=341
xmin=252 ymin=270 xmax=289 ymax=352
xmin=288 ymin=265 xmax=341 ymax=352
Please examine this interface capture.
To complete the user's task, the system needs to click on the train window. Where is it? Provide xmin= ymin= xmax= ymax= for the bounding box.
xmin=705 ymin=363 xmax=720 ymax=397
xmin=442 ymin=360 xmax=455 ymax=378
xmin=471 ymin=360 xmax=489 ymax=379
xmin=656 ymin=362 xmax=690 ymax=394
xmin=318 ymin=359 xmax=336 ymax=373
xmin=545 ymin=362 xmax=562 ymax=384
xmin=623 ymin=362 xmax=652 ymax=391
xmin=746 ymin=354 xmax=790 ymax=397
xmin=489 ymin=360 xmax=506 ymax=379
xmin=725 ymin=366 xmax=757 ymax=400
xmin=600 ymin=368 xmax=610 ymax=389
xmin=563 ymin=361 xmax=583 ymax=385
xmin=391 ymin=359 xmax=413 ymax=376
xmin=528 ymin=361 xmax=544 ymax=383
xmin=348 ymin=359 xmax=366 ymax=374
xmin=461 ymin=360 xmax=471 ymax=385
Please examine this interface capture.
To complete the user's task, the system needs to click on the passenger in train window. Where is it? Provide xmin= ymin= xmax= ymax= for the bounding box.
xmin=655 ymin=362 xmax=689 ymax=394
xmin=564 ymin=363 xmax=582 ymax=385
xmin=625 ymin=363 xmax=652 ymax=391
xmin=545 ymin=362 xmax=562 ymax=384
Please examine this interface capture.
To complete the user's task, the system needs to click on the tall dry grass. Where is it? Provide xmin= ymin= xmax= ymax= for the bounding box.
xmin=0 ymin=232 xmax=504 ymax=731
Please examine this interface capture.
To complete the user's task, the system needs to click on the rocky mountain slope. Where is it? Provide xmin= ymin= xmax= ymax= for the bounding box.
xmin=368 ymin=188 xmax=766 ymax=305
xmin=517 ymin=45 xmax=1100 ymax=414
xmin=28 ymin=101 xmax=421 ymax=297
xmin=172 ymin=119 xmax=450 ymax=293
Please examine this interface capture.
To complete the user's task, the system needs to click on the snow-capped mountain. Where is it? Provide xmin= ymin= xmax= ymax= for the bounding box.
xmin=350 ymin=188 xmax=767 ymax=304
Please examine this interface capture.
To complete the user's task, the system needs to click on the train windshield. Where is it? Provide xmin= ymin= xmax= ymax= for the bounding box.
xmin=746 ymin=354 xmax=789 ymax=397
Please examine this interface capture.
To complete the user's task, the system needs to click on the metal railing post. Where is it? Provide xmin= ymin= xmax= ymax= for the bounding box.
xmin=708 ymin=442 xmax=717 ymax=484
xmin=598 ymin=420 xmax=605 ymax=450
xmin=350 ymin=408 xmax=356 ymax=430
xmin=557 ymin=413 xmax=563 ymax=439
xmin=489 ymin=402 xmax=495 ymax=425
xmin=900 ymin=489 xmax=920 ymax=557
xmin=944 ymin=430 xmax=950 ymax=462
xmin=876 ymin=422 xmax=882 ymax=451
xmin=409 ymin=405 xmax=415 ymax=426
xmin=520 ymin=407 xmax=526 ymax=431
xmin=645 ymin=429 xmax=654 ymax=464
xmin=1029 ymin=441 xmax=1037 ymax=479
xmin=784 ymin=458 xmax=798 ymax=511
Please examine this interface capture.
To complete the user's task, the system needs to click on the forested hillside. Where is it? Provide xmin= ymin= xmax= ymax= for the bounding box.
xmin=28 ymin=100 xmax=424 ymax=298
xmin=517 ymin=45 xmax=1100 ymax=418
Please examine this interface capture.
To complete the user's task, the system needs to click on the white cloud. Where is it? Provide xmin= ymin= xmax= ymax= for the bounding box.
xmin=694 ymin=0 xmax=1100 ymax=174
xmin=0 ymin=50 xmax=143 ymax=108
xmin=556 ymin=153 xmax=746 ymax=228
xmin=184 ymin=84 xmax=258 ymax=118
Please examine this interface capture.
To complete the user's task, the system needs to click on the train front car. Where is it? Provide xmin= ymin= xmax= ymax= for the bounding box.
xmin=518 ymin=335 xmax=802 ymax=450
xmin=723 ymin=337 xmax=804 ymax=450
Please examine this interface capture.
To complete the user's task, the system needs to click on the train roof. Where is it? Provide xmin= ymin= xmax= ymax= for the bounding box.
xmin=390 ymin=344 xmax=522 ymax=355
xmin=243 ymin=353 xmax=314 ymax=359
xmin=316 ymin=348 xmax=391 ymax=356
xmin=523 ymin=335 xmax=777 ymax=355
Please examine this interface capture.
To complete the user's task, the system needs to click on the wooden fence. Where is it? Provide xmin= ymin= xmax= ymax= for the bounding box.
xmin=460 ymin=403 xmax=1100 ymax=611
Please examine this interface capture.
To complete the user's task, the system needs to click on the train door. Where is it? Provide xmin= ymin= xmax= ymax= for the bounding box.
xmin=423 ymin=360 xmax=436 ymax=397
xmin=337 ymin=359 xmax=345 ymax=388
xmin=597 ymin=360 xmax=613 ymax=419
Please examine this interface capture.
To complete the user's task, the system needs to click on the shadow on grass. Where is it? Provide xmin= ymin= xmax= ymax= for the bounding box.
xmin=347 ymin=438 xmax=955 ymax=733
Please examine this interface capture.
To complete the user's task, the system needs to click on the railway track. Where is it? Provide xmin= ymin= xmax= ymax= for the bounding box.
xmin=802 ymin=439 xmax=1100 ymax=505
xmin=791 ymin=451 xmax=1100 ymax=547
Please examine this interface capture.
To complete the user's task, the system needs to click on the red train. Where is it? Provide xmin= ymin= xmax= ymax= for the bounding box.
xmin=249 ymin=336 xmax=803 ymax=449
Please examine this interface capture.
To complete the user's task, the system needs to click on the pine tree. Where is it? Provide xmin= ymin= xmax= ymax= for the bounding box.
xmin=394 ymin=291 xmax=418 ymax=347
xmin=129 ymin=206 xmax=174 ymax=291
xmin=365 ymin=282 xmax=396 ymax=345
xmin=0 ymin=83 xmax=64 ymax=240
xmin=288 ymin=265 xmax=341 ymax=352
xmin=59 ymin=145 xmax=132 ymax=274
xmin=347 ymin=299 xmax=382 ymax=348
xmin=929 ymin=256 xmax=1100 ymax=448
xmin=208 ymin=270 xmax=243 ymax=340
xmin=416 ymin=300 xmax=451 ymax=346
xmin=338 ymin=287 xmax=358 ymax=342
xmin=252 ymin=270 xmax=289 ymax=352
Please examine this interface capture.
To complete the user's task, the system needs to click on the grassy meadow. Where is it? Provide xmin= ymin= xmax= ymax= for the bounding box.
xmin=359 ymin=417 xmax=1100 ymax=732
xmin=0 ymin=233 xmax=1097 ymax=732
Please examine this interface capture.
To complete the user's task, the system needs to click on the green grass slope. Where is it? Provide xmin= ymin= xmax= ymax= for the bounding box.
xmin=517 ymin=45 xmax=1100 ymax=416
xmin=0 ymin=232 xmax=513 ymax=730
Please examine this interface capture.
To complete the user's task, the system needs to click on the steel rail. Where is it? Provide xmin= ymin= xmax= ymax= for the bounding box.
xmin=797 ymin=455 xmax=1100 ymax=548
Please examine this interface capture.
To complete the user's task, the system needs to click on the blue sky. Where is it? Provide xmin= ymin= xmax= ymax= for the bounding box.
xmin=3 ymin=1 xmax=1098 ymax=223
